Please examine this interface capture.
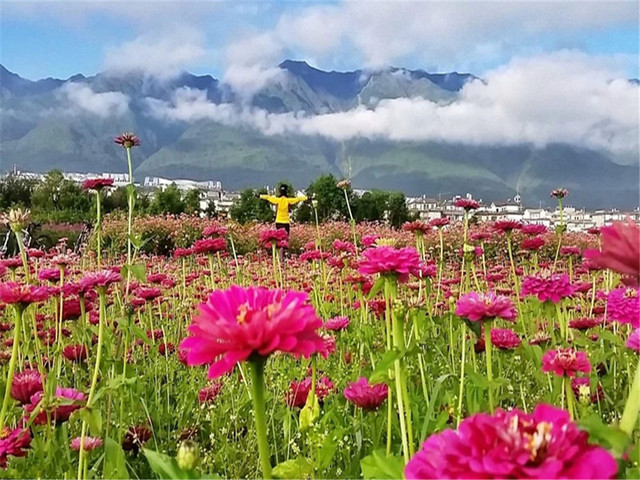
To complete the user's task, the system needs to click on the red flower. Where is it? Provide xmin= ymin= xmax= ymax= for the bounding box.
xmin=63 ymin=344 xmax=87 ymax=363
xmin=122 ymin=425 xmax=151 ymax=454
xmin=358 ymin=246 xmax=423 ymax=283
xmin=568 ymin=317 xmax=602 ymax=331
xmin=198 ymin=382 xmax=223 ymax=404
xmin=202 ymin=224 xmax=228 ymax=237
xmin=405 ymin=404 xmax=617 ymax=479
xmin=114 ymin=132 xmax=140 ymax=148
xmin=343 ymin=377 xmax=388 ymax=410
xmin=542 ymin=348 xmax=591 ymax=377
xmin=70 ymin=436 xmax=103 ymax=451
xmin=492 ymin=220 xmax=521 ymax=234
xmin=82 ymin=178 xmax=114 ymax=191
xmin=521 ymin=224 xmax=547 ymax=235
xmin=454 ymin=198 xmax=480 ymax=210
xmin=286 ymin=375 xmax=333 ymax=408
xmin=455 ymin=291 xmax=516 ymax=322
xmin=584 ymin=218 xmax=640 ymax=286
xmin=429 ymin=217 xmax=450 ymax=228
xmin=550 ymin=188 xmax=569 ymax=199
xmin=521 ymin=236 xmax=545 ymax=251
xmin=136 ymin=287 xmax=163 ymax=302
xmin=11 ymin=369 xmax=43 ymax=405
xmin=402 ymin=221 xmax=431 ymax=235
xmin=606 ymin=287 xmax=639 ymax=327
xmin=259 ymin=229 xmax=288 ymax=249
xmin=490 ymin=328 xmax=521 ymax=350
xmin=79 ymin=270 xmax=122 ymax=291
xmin=25 ymin=387 xmax=85 ymax=425
xmin=0 ymin=427 xmax=31 ymax=469
xmin=180 ymin=286 xmax=326 ymax=379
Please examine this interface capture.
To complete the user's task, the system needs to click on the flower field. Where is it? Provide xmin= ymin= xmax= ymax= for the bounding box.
xmin=0 ymin=138 xmax=638 ymax=479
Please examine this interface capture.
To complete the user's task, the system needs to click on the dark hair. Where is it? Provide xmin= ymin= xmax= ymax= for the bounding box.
xmin=279 ymin=185 xmax=288 ymax=197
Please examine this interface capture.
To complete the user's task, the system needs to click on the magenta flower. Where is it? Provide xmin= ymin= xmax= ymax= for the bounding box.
xmin=358 ymin=246 xmax=423 ymax=283
xmin=25 ymin=387 xmax=86 ymax=425
xmin=402 ymin=221 xmax=431 ymax=235
xmin=584 ymin=218 xmax=640 ymax=286
xmin=79 ymin=270 xmax=122 ymax=291
xmin=259 ymin=229 xmax=288 ymax=249
xmin=521 ymin=224 xmax=548 ymax=235
xmin=550 ymin=188 xmax=569 ymax=199
xmin=454 ymin=198 xmax=480 ymax=210
xmin=324 ymin=316 xmax=350 ymax=331
xmin=455 ymin=291 xmax=516 ymax=322
xmin=70 ymin=436 xmax=103 ymax=452
xmin=0 ymin=282 xmax=50 ymax=308
xmin=0 ymin=427 xmax=31 ymax=469
xmin=521 ymin=274 xmax=576 ymax=303
xmin=193 ymin=237 xmax=227 ymax=255
xmin=542 ymin=348 xmax=591 ymax=377
xmin=202 ymin=224 xmax=228 ymax=237
xmin=198 ymin=382 xmax=223 ymax=404
xmin=521 ymin=236 xmax=545 ymax=251
xmin=491 ymin=328 xmax=521 ymax=350
xmin=11 ymin=369 xmax=43 ymax=405
xmin=492 ymin=220 xmax=521 ymax=234
xmin=82 ymin=178 xmax=114 ymax=191
xmin=343 ymin=377 xmax=388 ymax=410
xmin=136 ymin=287 xmax=163 ymax=302
xmin=429 ymin=217 xmax=450 ymax=228
xmin=405 ymin=404 xmax=617 ymax=479
xmin=38 ymin=268 xmax=60 ymax=283
xmin=606 ymin=287 xmax=639 ymax=327
xmin=626 ymin=328 xmax=640 ymax=353
xmin=286 ymin=375 xmax=334 ymax=408
xmin=180 ymin=286 xmax=326 ymax=379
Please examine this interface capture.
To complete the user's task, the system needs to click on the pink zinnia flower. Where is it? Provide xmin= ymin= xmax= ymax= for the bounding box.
xmin=136 ymin=287 xmax=163 ymax=302
xmin=114 ymin=132 xmax=140 ymax=148
xmin=173 ymin=247 xmax=193 ymax=258
xmin=82 ymin=178 xmax=114 ymax=191
xmin=584 ymin=218 xmax=640 ymax=286
xmin=402 ymin=221 xmax=431 ymax=235
xmin=0 ymin=282 xmax=50 ymax=308
xmin=11 ymin=369 xmax=43 ymax=405
xmin=259 ymin=229 xmax=288 ymax=249
xmin=626 ymin=328 xmax=640 ymax=352
xmin=180 ymin=286 xmax=326 ymax=379
xmin=332 ymin=239 xmax=356 ymax=255
xmin=202 ymin=224 xmax=228 ymax=237
xmin=0 ymin=427 xmax=31 ymax=469
xmin=569 ymin=317 xmax=602 ymax=331
xmin=198 ymin=382 xmax=223 ymax=404
xmin=358 ymin=246 xmax=422 ymax=283
xmin=492 ymin=220 xmax=521 ymax=234
xmin=38 ymin=268 xmax=60 ymax=283
xmin=70 ymin=436 xmax=103 ymax=451
xmin=542 ymin=348 xmax=591 ymax=377
xmin=521 ymin=236 xmax=545 ymax=251
xmin=455 ymin=291 xmax=516 ymax=322
xmin=286 ymin=375 xmax=334 ymax=408
xmin=550 ymin=188 xmax=569 ymax=199
xmin=454 ymin=198 xmax=480 ymax=210
xmin=324 ymin=316 xmax=350 ymax=331
xmin=26 ymin=387 xmax=85 ymax=424
xmin=343 ymin=377 xmax=388 ymax=410
xmin=405 ymin=404 xmax=617 ymax=479
xmin=429 ymin=217 xmax=450 ymax=228
xmin=606 ymin=287 xmax=639 ymax=327
xmin=79 ymin=270 xmax=122 ymax=291
xmin=193 ymin=237 xmax=227 ymax=254
xmin=521 ymin=274 xmax=576 ymax=303
xmin=560 ymin=246 xmax=581 ymax=256
xmin=63 ymin=344 xmax=87 ymax=363
xmin=491 ymin=328 xmax=521 ymax=350
xmin=361 ymin=234 xmax=380 ymax=247
xmin=521 ymin=224 xmax=547 ymax=235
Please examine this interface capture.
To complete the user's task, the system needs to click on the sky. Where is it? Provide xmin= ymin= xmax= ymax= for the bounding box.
xmin=1 ymin=1 xmax=639 ymax=160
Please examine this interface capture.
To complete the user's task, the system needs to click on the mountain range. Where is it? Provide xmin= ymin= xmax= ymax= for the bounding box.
xmin=1 ymin=60 xmax=638 ymax=208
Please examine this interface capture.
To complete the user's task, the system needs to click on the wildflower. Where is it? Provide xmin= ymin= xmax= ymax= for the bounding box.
xmin=136 ymin=287 xmax=163 ymax=302
xmin=114 ymin=132 xmax=140 ymax=148
xmin=402 ymin=221 xmax=431 ymax=235
xmin=606 ymin=287 xmax=639 ymax=327
xmin=358 ymin=246 xmax=423 ymax=283
xmin=70 ymin=436 xmax=103 ymax=451
xmin=122 ymin=425 xmax=151 ymax=454
xmin=10 ymin=370 xmax=43 ymax=405
xmin=521 ymin=274 xmax=576 ymax=303
xmin=25 ymin=387 xmax=85 ymax=425
xmin=521 ymin=224 xmax=548 ymax=235
xmin=62 ymin=344 xmax=87 ymax=363
xmin=429 ymin=217 xmax=450 ymax=228
xmin=82 ymin=178 xmax=114 ymax=191
xmin=521 ymin=236 xmax=545 ymax=251
xmin=490 ymin=328 xmax=521 ymax=350
xmin=79 ymin=270 xmax=122 ymax=291
xmin=568 ymin=317 xmax=602 ymax=331
xmin=258 ymin=229 xmax=288 ymax=249
xmin=180 ymin=286 xmax=326 ymax=379
xmin=324 ymin=316 xmax=350 ymax=331
xmin=455 ymin=291 xmax=516 ymax=323
xmin=198 ymin=382 xmax=223 ymax=404
xmin=542 ymin=348 xmax=591 ymax=377
xmin=0 ymin=427 xmax=31 ymax=469
xmin=286 ymin=376 xmax=334 ymax=408
xmin=492 ymin=220 xmax=521 ymax=234
xmin=584 ymin=218 xmax=640 ymax=286
xmin=38 ymin=268 xmax=60 ymax=283
xmin=0 ymin=208 xmax=31 ymax=233
xmin=405 ymin=404 xmax=617 ymax=479
xmin=193 ymin=237 xmax=227 ymax=255
xmin=343 ymin=377 xmax=388 ymax=410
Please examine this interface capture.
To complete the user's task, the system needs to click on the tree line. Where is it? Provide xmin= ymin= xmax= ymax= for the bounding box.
xmin=1 ymin=171 xmax=413 ymax=227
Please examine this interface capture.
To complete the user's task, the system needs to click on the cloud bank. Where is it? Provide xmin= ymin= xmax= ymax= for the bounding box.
xmin=145 ymin=52 xmax=639 ymax=160
xmin=58 ymin=83 xmax=130 ymax=117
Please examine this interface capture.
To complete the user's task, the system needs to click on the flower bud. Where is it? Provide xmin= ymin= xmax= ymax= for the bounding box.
xmin=1 ymin=208 xmax=31 ymax=233
xmin=176 ymin=440 xmax=200 ymax=471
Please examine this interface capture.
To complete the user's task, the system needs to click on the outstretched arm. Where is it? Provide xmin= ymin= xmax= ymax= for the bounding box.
xmin=288 ymin=195 xmax=308 ymax=205
xmin=260 ymin=195 xmax=278 ymax=205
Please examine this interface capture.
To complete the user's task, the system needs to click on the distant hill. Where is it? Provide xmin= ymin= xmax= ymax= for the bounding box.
xmin=1 ymin=61 xmax=637 ymax=208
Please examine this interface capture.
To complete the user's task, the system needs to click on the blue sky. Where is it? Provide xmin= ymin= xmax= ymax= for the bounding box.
xmin=1 ymin=1 xmax=638 ymax=80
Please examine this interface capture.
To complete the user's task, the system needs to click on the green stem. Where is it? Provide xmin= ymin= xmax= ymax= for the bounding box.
xmin=248 ymin=359 xmax=272 ymax=479
xmin=565 ymin=376 xmax=576 ymax=421
xmin=619 ymin=356 xmax=640 ymax=436
xmin=14 ymin=230 xmax=30 ymax=283
xmin=96 ymin=191 xmax=102 ymax=268
xmin=0 ymin=306 xmax=23 ymax=430
xmin=484 ymin=323 xmax=494 ymax=414
xmin=456 ymin=324 xmax=467 ymax=426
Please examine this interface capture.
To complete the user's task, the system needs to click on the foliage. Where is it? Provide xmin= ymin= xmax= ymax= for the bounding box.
xmin=30 ymin=170 xmax=93 ymax=223
xmin=229 ymin=188 xmax=274 ymax=224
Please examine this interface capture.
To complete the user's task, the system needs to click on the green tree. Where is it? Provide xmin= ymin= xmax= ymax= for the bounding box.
xmin=230 ymin=188 xmax=274 ymax=224
xmin=295 ymin=174 xmax=350 ymax=223
xmin=0 ymin=174 xmax=37 ymax=210
xmin=183 ymin=188 xmax=202 ymax=215
xmin=102 ymin=186 xmax=129 ymax=213
xmin=149 ymin=183 xmax=185 ymax=215
xmin=353 ymin=190 xmax=389 ymax=222
xmin=204 ymin=199 xmax=218 ymax=218
xmin=387 ymin=191 xmax=411 ymax=228
xmin=31 ymin=170 xmax=92 ymax=222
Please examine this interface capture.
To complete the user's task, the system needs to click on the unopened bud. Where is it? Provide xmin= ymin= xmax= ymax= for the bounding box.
xmin=176 ymin=440 xmax=200 ymax=471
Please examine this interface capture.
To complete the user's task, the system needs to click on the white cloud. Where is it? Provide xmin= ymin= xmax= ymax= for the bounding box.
xmin=58 ymin=83 xmax=129 ymax=117
xmin=102 ymin=28 xmax=206 ymax=79
xmin=146 ymin=52 xmax=639 ymax=160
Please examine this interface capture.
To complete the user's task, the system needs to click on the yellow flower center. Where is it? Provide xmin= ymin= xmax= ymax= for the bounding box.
xmin=525 ymin=422 xmax=552 ymax=462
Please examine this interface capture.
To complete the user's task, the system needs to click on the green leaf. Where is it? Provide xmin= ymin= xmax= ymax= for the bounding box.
xmin=367 ymin=276 xmax=385 ymax=300
xmin=143 ymin=448 xmax=199 ymax=480
xmin=578 ymin=415 xmax=632 ymax=454
xmin=316 ymin=431 xmax=339 ymax=471
xmin=129 ymin=263 xmax=147 ymax=282
xmin=360 ymin=449 xmax=404 ymax=480
xmin=131 ymin=323 xmax=152 ymax=345
xmin=460 ymin=316 xmax=482 ymax=338
xmin=369 ymin=350 xmax=400 ymax=383
xmin=272 ymin=457 xmax=313 ymax=479
xmin=299 ymin=391 xmax=320 ymax=431
xmin=104 ymin=437 xmax=129 ymax=480
xmin=78 ymin=406 xmax=102 ymax=435
xmin=466 ymin=370 xmax=489 ymax=389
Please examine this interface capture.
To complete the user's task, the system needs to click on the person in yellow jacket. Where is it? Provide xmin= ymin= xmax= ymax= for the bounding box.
xmin=259 ymin=185 xmax=307 ymax=235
